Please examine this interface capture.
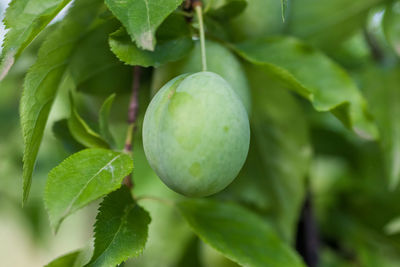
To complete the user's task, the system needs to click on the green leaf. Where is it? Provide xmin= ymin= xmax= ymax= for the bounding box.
xmin=20 ymin=0 xmax=105 ymax=204
xmin=104 ymin=0 xmax=183 ymax=51
xmin=109 ymin=28 xmax=193 ymax=67
xmin=67 ymin=19 xmax=132 ymax=96
xmin=227 ymin=65 xmax=311 ymax=242
xmin=178 ymin=199 xmax=305 ymax=267
xmin=281 ymin=0 xmax=287 ymax=21
xmin=45 ymin=247 xmax=93 ymax=267
xmin=45 ymin=251 xmax=81 ymax=267
xmin=53 ymin=119 xmax=85 ymax=153
xmin=109 ymin=14 xmax=194 ymax=67
xmin=383 ymin=1 xmax=400 ymax=56
xmin=67 ymin=94 xmax=109 ymax=149
xmin=86 ymin=186 xmax=151 ymax=266
xmin=288 ymin=0 xmax=385 ymax=47
xmin=233 ymin=37 xmax=378 ymax=140
xmin=99 ymin=94 xmax=116 ymax=147
xmin=44 ymin=148 xmax=133 ymax=231
xmin=0 ymin=0 xmax=72 ymax=80
xmin=227 ymin=0 xmax=284 ymax=41
xmin=360 ymin=66 xmax=400 ymax=189
xmin=203 ymin=0 xmax=248 ymax=20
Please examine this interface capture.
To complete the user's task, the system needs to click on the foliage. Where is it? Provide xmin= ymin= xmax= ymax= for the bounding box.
xmin=1 ymin=0 xmax=400 ymax=266
xmin=87 ymin=186 xmax=150 ymax=266
xmin=178 ymin=199 xmax=305 ymax=267
xmin=44 ymin=148 xmax=133 ymax=231
xmin=104 ymin=0 xmax=183 ymax=50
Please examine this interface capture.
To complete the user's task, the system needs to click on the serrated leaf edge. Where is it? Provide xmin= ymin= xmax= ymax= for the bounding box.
xmin=0 ymin=0 xmax=72 ymax=81
xmin=44 ymin=149 xmax=133 ymax=232
xmin=87 ymin=192 xmax=151 ymax=266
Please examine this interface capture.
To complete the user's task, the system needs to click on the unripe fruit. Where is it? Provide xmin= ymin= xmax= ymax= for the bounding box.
xmin=151 ymin=40 xmax=251 ymax=114
xmin=143 ymin=72 xmax=250 ymax=197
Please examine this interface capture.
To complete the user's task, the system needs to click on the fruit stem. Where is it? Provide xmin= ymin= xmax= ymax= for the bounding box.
xmin=194 ymin=2 xmax=207 ymax=71
xmin=135 ymin=195 xmax=175 ymax=207
xmin=123 ymin=66 xmax=141 ymax=189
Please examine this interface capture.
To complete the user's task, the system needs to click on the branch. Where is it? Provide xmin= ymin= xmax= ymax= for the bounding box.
xmin=123 ymin=66 xmax=141 ymax=188
xmin=363 ymin=28 xmax=385 ymax=63
xmin=296 ymin=188 xmax=319 ymax=267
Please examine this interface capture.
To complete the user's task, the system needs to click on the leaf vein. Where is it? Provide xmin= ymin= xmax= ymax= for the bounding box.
xmin=61 ymin=154 xmax=122 ymax=219
xmin=91 ymin=204 xmax=135 ymax=266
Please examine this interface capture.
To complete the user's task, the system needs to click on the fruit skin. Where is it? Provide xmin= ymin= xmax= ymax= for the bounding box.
xmin=143 ymin=72 xmax=250 ymax=197
xmin=151 ymin=40 xmax=251 ymax=114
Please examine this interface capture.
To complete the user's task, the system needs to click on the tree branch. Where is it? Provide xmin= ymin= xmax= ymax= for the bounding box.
xmin=363 ymin=28 xmax=385 ymax=63
xmin=296 ymin=188 xmax=320 ymax=267
xmin=123 ymin=66 xmax=141 ymax=189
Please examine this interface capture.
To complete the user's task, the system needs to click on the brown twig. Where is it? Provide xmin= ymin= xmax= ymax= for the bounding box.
xmin=123 ymin=66 xmax=141 ymax=189
xmin=183 ymin=0 xmax=192 ymax=11
xmin=191 ymin=0 xmax=202 ymax=8
xmin=296 ymin=188 xmax=319 ymax=267
xmin=183 ymin=0 xmax=202 ymax=22
xmin=363 ymin=28 xmax=384 ymax=63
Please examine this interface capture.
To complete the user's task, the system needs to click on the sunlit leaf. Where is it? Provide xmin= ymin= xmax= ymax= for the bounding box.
xmin=44 ymin=148 xmax=133 ymax=231
xmin=109 ymin=14 xmax=193 ymax=67
xmin=20 ymin=0 xmax=105 ymax=204
xmin=0 ymin=0 xmax=72 ymax=80
xmin=104 ymin=0 xmax=183 ymax=51
xmin=233 ymin=37 xmax=378 ymax=139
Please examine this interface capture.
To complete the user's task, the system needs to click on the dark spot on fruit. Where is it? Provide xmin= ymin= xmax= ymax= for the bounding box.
xmin=168 ymin=89 xmax=175 ymax=99
xmin=189 ymin=162 xmax=202 ymax=178
xmin=168 ymin=92 xmax=192 ymax=115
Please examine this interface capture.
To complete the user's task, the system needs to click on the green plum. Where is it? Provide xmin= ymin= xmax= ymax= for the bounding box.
xmin=143 ymin=72 xmax=250 ymax=197
xmin=151 ymin=40 xmax=251 ymax=114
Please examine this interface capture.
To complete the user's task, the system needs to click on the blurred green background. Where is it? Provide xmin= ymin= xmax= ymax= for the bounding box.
xmin=0 ymin=2 xmax=95 ymax=266
xmin=1 ymin=0 xmax=400 ymax=266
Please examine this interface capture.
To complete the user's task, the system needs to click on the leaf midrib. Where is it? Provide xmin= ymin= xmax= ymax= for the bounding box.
xmin=60 ymin=154 xmax=122 ymax=221
xmin=90 ymin=204 xmax=135 ymax=266
xmin=143 ymin=0 xmax=152 ymax=35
